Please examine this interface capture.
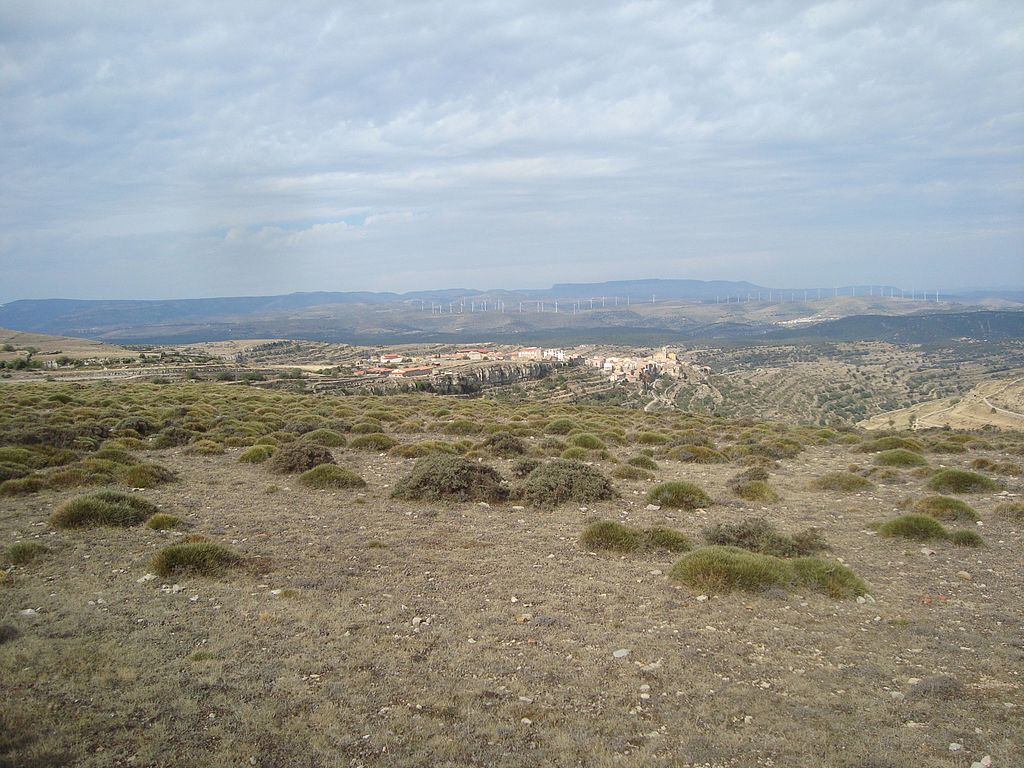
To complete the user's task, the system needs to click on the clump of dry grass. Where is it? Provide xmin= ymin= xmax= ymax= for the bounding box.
xmin=183 ymin=439 xmax=225 ymax=456
xmin=349 ymin=433 xmax=399 ymax=451
xmin=121 ymin=462 xmax=177 ymax=488
xmin=809 ymin=472 xmax=874 ymax=492
xmin=4 ymin=540 xmax=48 ymax=565
xmin=145 ymin=513 xmax=185 ymax=530
xmin=151 ymin=542 xmax=241 ymax=577
xmin=50 ymin=491 xmax=159 ymax=528
xmin=913 ymin=496 xmax=979 ymax=521
xmin=239 ymin=445 xmax=275 ymax=463
xmin=646 ymin=481 xmax=711 ymax=510
xmin=580 ymin=520 xmax=691 ymax=553
xmin=301 ymin=429 xmax=347 ymax=447
xmin=926 ymin=469 xmax=997 ymax=494
xmin=298 ymin=464 xmax=366 ymax=490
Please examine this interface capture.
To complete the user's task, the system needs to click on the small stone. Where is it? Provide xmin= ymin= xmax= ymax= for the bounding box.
xmin=171 ymin=584 xmax=183 ymax=594
xmin=956 ymin=571 xmax=972 ymax=581
xmin=136 ymin=573 xmax=157 ymax=584
xmin=971 ymin=756 xmax=993 ymax=768
xmin=270 ymin=589 xmax=283 ymax=595
xmin=639 ymin=684 xmax=650 ymax=692
xmin=920 ymin=547 xmax=936 ymax=556
xmin=511 ymin=506 xmax=525 ymax=511
xmin=890 ymin=691 xmax=905 ymax=700
xmin=18 ymin=608 xmax=38 ymax=616
xmin=412 ymin=617 xmax=424 ymax=627
xmin=520 ymin=718 xmax=532 ymax=725
xmin=743 ymin=715 xmax=753 ymax=724
xmin=612 ymin=648 xmax=630 ymax=659
xmin=639 ymin=660 xmax=662 ymax=674
xmin=516 ymin=613 xmax=533 ymax=624
xmin=645 ymin=504 xmax=661 ymax=511
xmin=949 ymin=743 xmax=963 ymax=752
xmin=696 ymin=595 xmax=709 ymax=603
xmin=856 ymin=596 xmax=866 ymax=604
xmin=518 ymin=696 xmax=534 ymax=704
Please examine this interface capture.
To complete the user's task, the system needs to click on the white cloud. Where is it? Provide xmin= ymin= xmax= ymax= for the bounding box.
xmin=0 ymin=0 xmax=1021 ymax=300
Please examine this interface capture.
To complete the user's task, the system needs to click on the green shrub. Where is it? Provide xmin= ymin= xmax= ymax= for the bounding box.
xmin=646 ymin=481 xmax=711 ymax=510
xmin=580 ymin=520 xmax=642 ymax=552
xmin=443 ymin=419 xmax=484 ymax=436
xmin=184 ymin=439 xmax=225 ymax=456
xmin=926 ymin=469 xmax=998 ymax=494
xmin=121 ymin=463 xmax=177 ymax=488
xmin=913 ymin=496 xmax=979 ymax=522
xmin=703 ymin=518 xmax=826 ymax=558
xmin=733 ymin=480 xmax=780 ymax=502
xmin=4 ymin=541 xmax=48 ymax=565
xmin=268 ymin=442 xmax=336 ymax=473
xmin=519 ymin=459 xmax=616 ymax=506
xmin=580 ymin=520 xmax=691 ymax=554
xmin=349 ymin=433 xmax=399 ymax=451
xmin=874 ymin=449 xmax=928 ymax=467
xmin=948 ymin=529 xmax=984 ymax=548
xmin=301 ymin=429 xmax=347 ymax=447
xmin=0 ymin=462 xmax=29 ymax=482
xmin=789 ymin=557 xmax=868 ymax=599
xmin=636 ymin=432 xmax=669 ymax=445
xmin=51 ymin=491 xmax=160 ymax=528
xmin=928 ymin=440 xmax=967 ymax=454
xmin=0 ymin=447 xmax=33 ymax=466
xmin=93 ymin=447 xmax=140 ymax=465
xmin=810 ymin=472 xmax=874 ymax=492
xmin=350 ymin=420 xmax=384 ymax=434
xmin=669 ymin=546 xmax=791 ymax=593
xmin=570 ymin=433 xmax=606 ymax=450
xmin=392 ymin=454 xmax=508 ymax=502
xmin=545 ymin=418 xmax=574 ymax=435
xmin=151 ymin=542 xmax=241 ymax=577
xmin=511 ymin=458 xmax=541 ymax=478
xmin=0 ymin=475 xmax=46 ymax=496
xmin=877 ymin=514 xmax=948 ymax=541
xmin=482 ymin=432 xmax=527 ymax=457
xmin=627 ymin=455 xmax=659 ymax=471
xmin=239 ymin=445 xmax=275 ymax=463
xmin=298 ymin=464 xmax=366 ymax=490
xmin=560 ymin=447 xmax=588 ymax=460
xmin=145 ymin=513 xmax=185 ymax=530
xmin=390 ymin=440 xmax=456 ymax=458
xmin=612 ymin=465 xmax=654 ymax=481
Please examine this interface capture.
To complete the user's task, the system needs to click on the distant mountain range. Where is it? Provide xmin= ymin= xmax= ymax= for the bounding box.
xmin=0 ymin=279 xmax=1021 ymax=345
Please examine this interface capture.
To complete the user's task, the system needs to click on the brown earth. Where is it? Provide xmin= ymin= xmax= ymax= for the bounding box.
xmin=3 ymin=437 xmax=1022 ymax=767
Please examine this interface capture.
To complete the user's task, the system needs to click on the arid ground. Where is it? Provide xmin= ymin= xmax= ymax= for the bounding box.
xmin=1 ymin=382 xmax=1022 ymax=768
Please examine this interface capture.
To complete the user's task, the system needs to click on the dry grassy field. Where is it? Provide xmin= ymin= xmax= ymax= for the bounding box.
xmin=1 ymin=382 xmax=1022 ymax=767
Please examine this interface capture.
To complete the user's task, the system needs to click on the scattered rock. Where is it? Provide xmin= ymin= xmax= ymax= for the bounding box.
xmin=645 ymin=504 xmax=661 ymax=511
xmin=696 ymin=595 xmax=709 ymax=603
xmin=516 ymin=613 xmax=533 ymax=624
xmin=136 ymin=573 xmax=157 ymax=584
xmin=971 ymin=756 xmax=993 ymax=768
xmin=957 ymin=571 xmax=972 ymax=581
xmin=639 ymin=660 xmax=663 ymax=674
xmin=920 ymin=547 xmax=936 ymax=556
xmin=949 ymin=743 xmax=963 ymax=752
xmin=18 ymin=608 xmax=38 ymax=617
xmin=612 ymin=648 xmax=630 ymax=659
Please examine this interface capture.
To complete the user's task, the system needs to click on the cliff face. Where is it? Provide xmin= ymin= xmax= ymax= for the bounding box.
xmin=310 ymin=361 xmax=563 ymax=395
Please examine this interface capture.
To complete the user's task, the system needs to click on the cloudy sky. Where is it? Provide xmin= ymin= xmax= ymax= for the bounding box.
xmin=1 ymin=1 xmax=1021 ymax=301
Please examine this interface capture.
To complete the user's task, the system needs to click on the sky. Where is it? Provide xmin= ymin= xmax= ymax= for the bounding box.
xmin=1 ymin=1 xmax=1022 ymax=302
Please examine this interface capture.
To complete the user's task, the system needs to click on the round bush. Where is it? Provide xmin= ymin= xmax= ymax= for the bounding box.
xmin=877 ymin=514 xmax=948 ymax=541
xmin=612 ymin=465 xmax=654 ymax=481
xmin=670 ymin=546 xmax=790 ymax=593
xmin=913 ymin=496 xmax=979 ymax=522
xmin=666 ymin=445 xmax=727 ymax=464
xmin=482 ymin=432 xmax=527 ymax=457
xmin=949 ymin=529 xmax=984 ymax=548
xmin=392 ymin=454 xmax=509 ymax=502
xmin=856 ymin=437 xmax=923 ymax=454
xmin=302 ymin=429 xmax=347 ymax=447
xmin=926 ymin=469 xmax=997 ymax=494
xmin=298 ymin=464 xmax=367 ymax=490
xmin=874 ymin=449 xmax=928 ymax=467
xmin=121 ymin=463 xmax=177 ymax=488
xmin=268 ymin=442 xmax=337 ymax=474
xmin=51 ymin=491 xmax=160 ymax=529
xmin=519 ymin=459 xmax=615 ymax=506
xmin=390 ymin=440 xmax=456 ymax=458
xmin=239 ymin=445 xmax=275 ymax=464
xmin=349 ymin=433 xmax=399 ymax=452
xmin=569 ymin=433 xmax=606 ymax=450
xmin=809 ymin=472 xmax=874 ymax=492
xmin=184 ymin=440 xmax=225 ymax=456
xmin=151 ymin=542 xmax=241 ymax=577
xmin=627 ymin=455 xmax=659 ymax=471
xmin=646 ymin=481 xmax=711 ymax=510
xmin=145 ymin=513 xmax=185 ymax=530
